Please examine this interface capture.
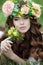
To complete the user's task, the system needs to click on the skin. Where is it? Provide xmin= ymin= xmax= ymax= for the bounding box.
xmin=13 ymin=17 xmax=30 ymax=33
xmin=1 ymin=17 xmax=30 ymax=64
xmin=1 ymin=37 xmax=25 ymax=64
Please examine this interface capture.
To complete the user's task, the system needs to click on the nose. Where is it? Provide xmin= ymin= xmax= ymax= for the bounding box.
xmin=20 ymin=20 xmax=24 ymax=25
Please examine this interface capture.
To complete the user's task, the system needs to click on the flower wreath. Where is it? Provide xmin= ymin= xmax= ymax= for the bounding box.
xmin=2 ymin=0 xmax=42 ymax=19
xmin=2 ymin=0 xmax=42 ymax=41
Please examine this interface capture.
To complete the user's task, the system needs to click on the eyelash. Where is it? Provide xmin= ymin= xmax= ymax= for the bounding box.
xmin=14 ymin=18 xmax=19 ymax=21
xmin=14 ymin=17 xmax=28 ymax=21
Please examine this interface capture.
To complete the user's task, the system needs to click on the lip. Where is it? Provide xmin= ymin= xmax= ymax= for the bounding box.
xmin=20 ymin=26 xmax=26 ymax=30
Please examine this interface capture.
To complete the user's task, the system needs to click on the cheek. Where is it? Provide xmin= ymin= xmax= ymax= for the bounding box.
xmin=27 ymin=21 xmax=30 ymax=26
xmin=26 ymin=20 xmax=30 ymax=29
xmin=25 ymin=19 xmax=30 ymax=25
xmin=13 ymin=21 xmax=19 ymax=29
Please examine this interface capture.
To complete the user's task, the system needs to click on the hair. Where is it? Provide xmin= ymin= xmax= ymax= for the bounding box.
xmin=5 ymin=2 xmax=43 ymax=59
xmin=5 ymin=15 xmax=42 ymax=59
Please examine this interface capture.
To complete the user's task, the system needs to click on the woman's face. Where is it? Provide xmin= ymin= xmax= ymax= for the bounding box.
xmin=13 ymin=17 xmax=30 ymax=33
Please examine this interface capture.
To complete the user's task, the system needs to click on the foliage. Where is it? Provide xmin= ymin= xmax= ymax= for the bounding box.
xmin=7 ymin=27 xmax=24 ymax=42
xmin=0 ymin=0 xmax=43 ymax=31
xmin=11 ymin=0 xmax=24 ymax=3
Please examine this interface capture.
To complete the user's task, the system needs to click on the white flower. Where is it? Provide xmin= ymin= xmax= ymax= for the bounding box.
xmin=21 ymin=5 xmax=29 ymax=14
xmin=32 ymin=2 xmax=41 ymax=18
xmin=2 ymin=1 xmax=14 ymax=16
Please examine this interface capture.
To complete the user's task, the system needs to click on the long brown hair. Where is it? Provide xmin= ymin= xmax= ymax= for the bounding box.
xmin=5 ymin=2 xmax=42 ymax=59
xmin=5 ymin=15 xmax=42 ymax=59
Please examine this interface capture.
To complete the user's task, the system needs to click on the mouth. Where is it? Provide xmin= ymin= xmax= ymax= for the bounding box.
xmin=20 ymin=26 xmax=26 ymax=30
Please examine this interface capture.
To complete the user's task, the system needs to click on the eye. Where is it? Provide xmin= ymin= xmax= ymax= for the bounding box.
xmin=14 ymin=18 xmax=19 ymax=21
xmin=14 ymin=17 xmax=19 ymax=21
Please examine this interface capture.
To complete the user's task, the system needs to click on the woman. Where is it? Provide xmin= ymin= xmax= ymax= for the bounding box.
xmin=1 ymin=0 xmax=43 ymax=65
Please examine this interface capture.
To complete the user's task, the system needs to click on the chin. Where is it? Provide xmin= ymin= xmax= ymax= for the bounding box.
xmin=19 ymin=29 xmax=28 ymax=33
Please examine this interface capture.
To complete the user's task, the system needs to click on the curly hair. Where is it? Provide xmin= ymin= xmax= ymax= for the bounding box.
xmin=5 ymin=15 xmax=42 ymax=59
xmin=4 ymin=2 xmax=42 ymax=59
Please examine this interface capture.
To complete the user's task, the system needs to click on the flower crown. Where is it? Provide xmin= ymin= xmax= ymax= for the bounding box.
xmin=2 ymin=0 xmax=41 ymax=19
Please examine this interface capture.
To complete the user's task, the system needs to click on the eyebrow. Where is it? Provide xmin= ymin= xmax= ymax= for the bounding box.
xmin=23 ymin=16 xmax=28 ymax=18
xmin=14 ymin=17 xmax=20 ymax=19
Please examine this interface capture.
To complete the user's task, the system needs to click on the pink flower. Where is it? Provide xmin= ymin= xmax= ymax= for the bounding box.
xmin=21 ymin=5 xmax=29 ymax=14
xmin=32 ymin=2 xmax=41 ymax=18
xmin=2 ymin=1 xmax=14 ymax=16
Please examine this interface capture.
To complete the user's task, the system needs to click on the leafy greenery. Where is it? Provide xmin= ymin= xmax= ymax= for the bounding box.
xmin=0 ymin=10 xmax=7 ymax=26
xmin=0 ymin=0 xmax=6 ymax=8
xmin=7 ymin=27 xmax=24 ymax=42
xmin=0 ymin=0 xmax=43 ymax=31
xmin=11 ymin=0 xmax=24 ymax=3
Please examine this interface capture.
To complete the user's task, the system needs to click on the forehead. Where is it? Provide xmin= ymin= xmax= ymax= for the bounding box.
xmin=13 ymin=16 xmax=29 ymax=19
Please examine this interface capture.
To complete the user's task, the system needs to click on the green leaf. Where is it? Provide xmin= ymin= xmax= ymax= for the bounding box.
xmin=11 ymin=0 xmax=24 ymax=3
xmin=11 ymin=12 xmax=17 ymax=16
xmin=27 ymin=0 xmax=32 ymax=7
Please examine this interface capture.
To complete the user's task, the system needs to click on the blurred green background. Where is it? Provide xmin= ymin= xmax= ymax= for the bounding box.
xmin=0 ymin=0 xmax=43 ymax=31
